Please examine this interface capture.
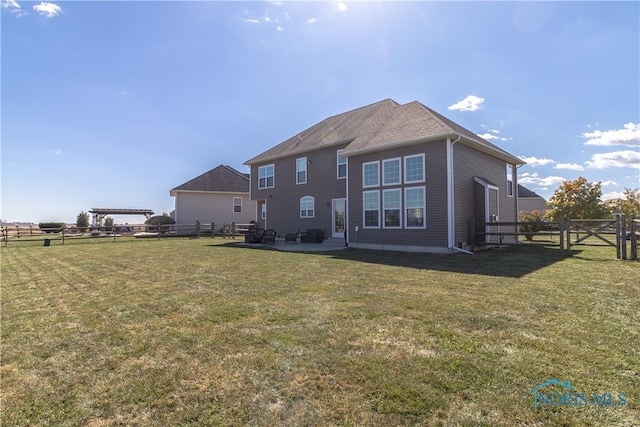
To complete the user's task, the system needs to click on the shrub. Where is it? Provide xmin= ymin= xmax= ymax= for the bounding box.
xmin=518 ymin=210 xmax=546 ymax=241
xmin=104 ymin=217 xmax=114 ymax=232
xmin=38 ymin=222 xmax=65 ymax=233
xmin=145 ymin=215 xmax=175 ymax=232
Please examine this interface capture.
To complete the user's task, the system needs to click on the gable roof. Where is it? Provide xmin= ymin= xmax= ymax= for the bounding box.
xmin=517 ymin=184 xmax=546 ymax=199
xmin=170 ymin=165 xmax=249 ymax=195
xmin=245 ymin=99 xmax=524 ymax=165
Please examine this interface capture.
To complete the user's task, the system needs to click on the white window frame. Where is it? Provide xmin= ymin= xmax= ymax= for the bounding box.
xmin=383 ymin=188 xmax=402 ymax=229
xmin=506 ymin=164 xmax=514 ymax=197
xmin=363 ymin=190 xmax=380 ymax=228
xmin=382 ymin=157 xmax=401 ymax=186
xmin=362 ymin=161 xmax=380 ymax=188
xmin=233 ymin=197 xmax=242 ymax=213
xmin=404 ymin=154 xmax=425 ymax=184
xmin=337 ymin=150 xmax=347 ymax=179
xmin=300 ymin=196 xmax=315 ymax=218
xmin=405 ymin=186 xmax=426 ymax=229
xmin=258 ymin=164 xmax=275 ymax=189
xmin=296 ymin=157 xmax=307 ymax=185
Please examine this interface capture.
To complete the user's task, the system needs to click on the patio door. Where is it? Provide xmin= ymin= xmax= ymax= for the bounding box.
xmin=332 ymin=198 xmax=346 ymax=238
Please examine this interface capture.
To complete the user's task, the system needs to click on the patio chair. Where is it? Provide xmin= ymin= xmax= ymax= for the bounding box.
xmin=262 ymin=229 xmax=277 ymax=245
xmin=285 ymin=230 xmax=300 ymax=244
xmin=245 ymin=228 xmax=265 ymax=243
xmin=300 ymin=228 xmax=325 ymax=243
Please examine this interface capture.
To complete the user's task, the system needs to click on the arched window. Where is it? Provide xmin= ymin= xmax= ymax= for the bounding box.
xmin=300 ymin=196 xmax=315 ymax=218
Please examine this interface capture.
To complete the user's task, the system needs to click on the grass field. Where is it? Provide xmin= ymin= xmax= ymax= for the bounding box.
xmin=1 ymin=238 xmax=638 ymax=426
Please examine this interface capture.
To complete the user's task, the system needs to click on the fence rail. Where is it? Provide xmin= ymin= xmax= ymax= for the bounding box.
xmin=472 ymin=215 xmax=638 ymax=260
xmin=1 ymin=221 xmax=254 ymax=247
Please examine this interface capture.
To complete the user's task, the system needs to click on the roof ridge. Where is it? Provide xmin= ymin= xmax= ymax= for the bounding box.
xmin=223 ymin=164 xmax=249 ymax=180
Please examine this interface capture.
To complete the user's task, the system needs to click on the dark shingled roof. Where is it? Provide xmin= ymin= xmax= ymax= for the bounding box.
xmin=171 ymin=165 xmax=249 ymax=194
xmin=245 ymin=99 xmax=524 ymax=165
xmin=517 ymin=184 xmax=545 ymax=199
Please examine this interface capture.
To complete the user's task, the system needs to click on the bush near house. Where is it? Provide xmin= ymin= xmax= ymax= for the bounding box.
xmin=518 ymin=210 xmax=547 ymax=241
xmin=145 ymin=215 xmax=175 ymax=232
xmin=38 ymin=222 xmax=65 ymax=233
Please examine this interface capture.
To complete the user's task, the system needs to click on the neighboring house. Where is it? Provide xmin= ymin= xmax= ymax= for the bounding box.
xmin=244 ymin=99 xmax=525 ymax=253
xmin=170 ymin=165 xmax=257 ymax=225
xmin=518 ymin=184 xmax=549 ymax=213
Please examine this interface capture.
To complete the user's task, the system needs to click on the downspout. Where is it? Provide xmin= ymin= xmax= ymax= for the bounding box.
xmin=447 ymin=135 xmax=462 ymax=251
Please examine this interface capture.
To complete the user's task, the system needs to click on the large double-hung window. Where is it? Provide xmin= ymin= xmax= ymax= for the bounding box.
xmin=296 ymin=157 xmax=307 ymax=184
xmin=383 ymin=189 xmax=401 ymax=228
xmin=404 ymin=154 xmax=425 ymax=183
xmin=363 ymin=191 xmax=380 ymax=228
xmin=258 ymin=164 xmax=274 ymax=189
xmin=405 ymin=187 xmax=426 ymax=228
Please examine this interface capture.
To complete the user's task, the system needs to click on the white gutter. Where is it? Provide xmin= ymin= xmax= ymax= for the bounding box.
xmin=447 ymin=135 xmax=462 ymax=250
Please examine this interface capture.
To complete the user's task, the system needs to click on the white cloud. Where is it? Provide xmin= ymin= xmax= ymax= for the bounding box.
xmin=448 ymin=95 xmax=485 ymax=112
xmin=33 ymin=1 xmax=61 ymax=18
xmin=51 ymin=149 xmax=62 ymax=155
xmin=276 ymin=25 xmax=283 ymax=31
xmin=2 ymin=0 xmax=23 ymax=16
xmin=585 ymin=150 xmax=640 ymax=169
xmin=602 ymin=191 xmax=625 ymax=201
xmin=519 ymin=172 xmax=566 ymax=187
xmin=555 ymin=163 xmax=584 ymax=171
xmin=518 ymin=156 xmax=554 ymax=167
xmin=306 ymin=18 xmax=318 ymax=24
xmin=336 ymin=1 xmax=348 ymax=12
xmin=245 ymin=18 xmax=259 ymax=24
xmin=583 ymin=122 xmax=640 ymax=147
xmin=598 ymin=180 xmax=618 ymax=187
xmin=477 ymin=129 xmax=511 ymax=142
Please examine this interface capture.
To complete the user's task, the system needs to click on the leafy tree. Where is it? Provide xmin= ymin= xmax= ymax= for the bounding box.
xmin=611 ymin=188 xmax=640 ymax=227
xmin=104 ymin=216 xmax=114 ymax=232
xmin=76 ymin=211 xmax=90 ymax=233
xmin=547 ymin=177 xmax=610 ymax=220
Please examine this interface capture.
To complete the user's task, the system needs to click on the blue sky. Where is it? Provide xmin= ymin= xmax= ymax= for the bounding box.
xmin=2 ymin=1 xmax=639 ymax=224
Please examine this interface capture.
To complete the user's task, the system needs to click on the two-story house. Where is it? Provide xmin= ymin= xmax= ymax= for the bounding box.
xmin=245 ymin=99 xmax=525 ymax=253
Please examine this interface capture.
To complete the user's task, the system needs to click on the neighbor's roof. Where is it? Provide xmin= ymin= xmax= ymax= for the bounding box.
xmin=517 ymin=184 xmax=546 ymax=199
xmin=170 ymin=165 xmax=249 ymax=195
xmin=244 ymin=99 xmax=525 ymax=165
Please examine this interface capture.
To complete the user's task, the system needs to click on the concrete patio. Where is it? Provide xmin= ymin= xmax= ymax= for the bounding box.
xmin=237 ymin=237 xmax=348 ymax=252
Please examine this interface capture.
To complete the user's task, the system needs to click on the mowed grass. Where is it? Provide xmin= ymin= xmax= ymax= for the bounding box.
xmin=1 ymin=238 xmax=638 ymax=426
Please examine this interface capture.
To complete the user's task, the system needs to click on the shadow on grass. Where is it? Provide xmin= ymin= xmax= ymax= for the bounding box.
xmin=215 ymin=242 xmax=580 ymax=278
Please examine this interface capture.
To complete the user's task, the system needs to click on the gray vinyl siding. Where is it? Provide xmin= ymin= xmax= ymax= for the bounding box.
xmin=347 ymin=140 xmax=448 ymax=248
xmin=250 ymin=144 xmax=348 ymax=236
xmin=452 ymin=142 xmax=518 ymax=245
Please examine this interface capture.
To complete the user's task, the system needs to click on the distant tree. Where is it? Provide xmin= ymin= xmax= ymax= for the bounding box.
xmin=104 ymin=216 xmax=114 ymax=232
xmin=76 ymin=211 xmax=90 ymax=233
xmin=611 ymin=188 xmax=640 ymax=227
xmin=547 ymin=177 xmax=610 ymax=220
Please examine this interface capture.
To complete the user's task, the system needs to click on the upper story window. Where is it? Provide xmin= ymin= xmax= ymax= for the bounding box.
xmin=337 ymin=150 xmax=347 ymax=179
xmin=258 ymin=164 xmax=274 ymax=189
xmin=233 ymin=197 xmax=242 ymax=213
xmin=300 ymin=196 xmax=314 ymax=218
xmin=506 ymin=164 xmax=514 ymax=197
xmin=382 ymin=158 xmax=401 ymax=186
xmin=363 ymin=161 xmax=380 ymax=188
xmin=404 ymin=154 xmax=425 ymax=184
xmin=296 ymin=157 xmax=307 ymax=184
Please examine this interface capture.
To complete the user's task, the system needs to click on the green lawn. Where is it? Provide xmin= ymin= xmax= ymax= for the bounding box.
xmin=1 ymin=238 xmax=638 ymax=426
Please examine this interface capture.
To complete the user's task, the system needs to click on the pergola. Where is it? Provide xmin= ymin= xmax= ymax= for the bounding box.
xmin=89 ymin=208 xmax=154 ymax=226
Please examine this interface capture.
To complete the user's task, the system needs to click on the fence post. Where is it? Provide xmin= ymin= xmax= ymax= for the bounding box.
xmin=565 ymin=217 xmax=571 ymax=256
xmin=620 ymin=215 xmax=626 ymax=260
xmin=232 ymin=222 xmax=236 ymax=239
xmin=211 ymin=223 xmax=215 ymax=238
xmin=196 ymin=220 xmax=200 ymax=238
xmin=559 ymin=217 xmax=564 ymax=256
xmin=631 ymin=214 xmax=637 ymax=260
xmin=616 ymin=214 xmax=622 ymax=259
xmin=62 ymin=226 xmax=66 ymax=245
